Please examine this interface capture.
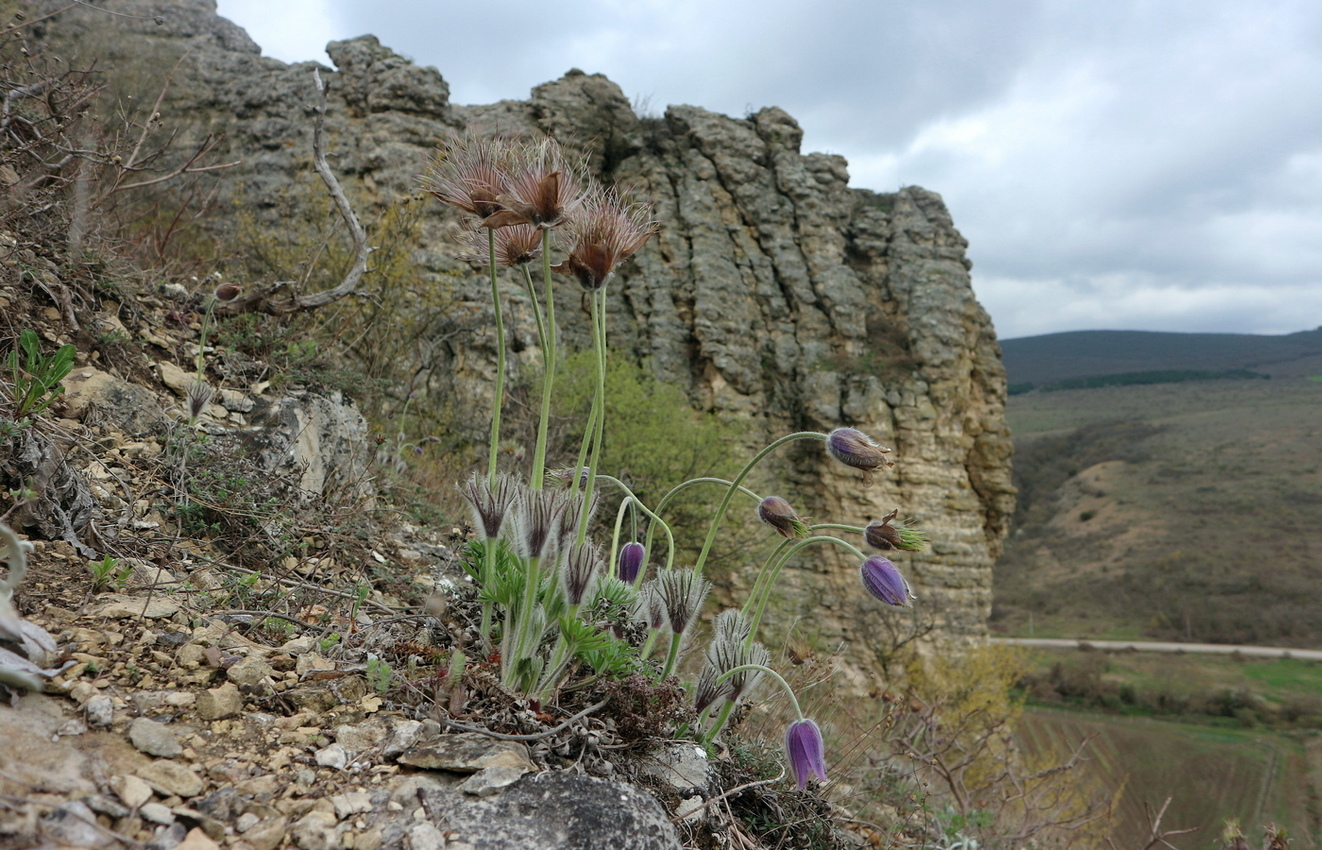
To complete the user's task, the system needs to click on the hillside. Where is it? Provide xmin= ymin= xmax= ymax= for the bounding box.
xmin=991 ymin=376 xmax=1322 ymax=646
xmin=1000 ymin=328 xmax=1322 ymax=389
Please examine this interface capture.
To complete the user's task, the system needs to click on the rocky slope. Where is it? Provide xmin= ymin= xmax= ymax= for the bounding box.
xmin=29 ymin=0 xmax=1013 ymax=686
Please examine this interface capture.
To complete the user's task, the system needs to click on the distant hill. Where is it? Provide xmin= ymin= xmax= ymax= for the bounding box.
xmin=1000 ymin=328 xmax=1322 ymax=390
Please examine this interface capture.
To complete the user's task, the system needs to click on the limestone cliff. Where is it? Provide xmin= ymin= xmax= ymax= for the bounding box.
xmin=32 ymin=0 xmax=1015 ymax=686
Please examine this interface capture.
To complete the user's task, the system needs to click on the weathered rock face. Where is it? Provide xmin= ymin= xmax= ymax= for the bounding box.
xmin=33 ymin=1 xmax=1015 ymax=684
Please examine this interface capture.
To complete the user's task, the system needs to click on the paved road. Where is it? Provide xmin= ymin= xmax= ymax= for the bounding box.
xmin=990 ymin=637 xmax=1322 ymax=661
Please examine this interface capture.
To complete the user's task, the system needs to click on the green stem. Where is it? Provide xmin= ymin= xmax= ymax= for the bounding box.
xmin=577 ymin=288 xmax=608 ymax=544
xmin=530 ymin=230 xmax=556 ymax=490
xmin=479 ymin=539 xmax=496 ymax=653
xmin=701 ymin=663 xmax=804 ymax=745
xmin=486 ymin=229 xmax=505 ymax=488
xmin=595 ymin=474 xmax=676 ymax=576
xmin=744 ymin=535 xmax=867 ymax=646
xmin=644 ymin=477 xmax=759 ymax=569
xmin=660 ymin=630 xmax=684 ymax=680
xmin=692 ymin=432 xmax=828 ymax=576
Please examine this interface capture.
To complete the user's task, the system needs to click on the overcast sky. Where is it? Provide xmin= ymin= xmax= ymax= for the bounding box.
xmin=214 ymin=0 xmax=1322 ymax=340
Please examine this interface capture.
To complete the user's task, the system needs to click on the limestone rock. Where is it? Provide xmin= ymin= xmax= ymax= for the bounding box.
xmin=396 ymin=733 xmax=533 ymax=774
xmin=129 ymin=717 xmax=183 ymax=758
xmin=419 ymin=772 xmax=681 ymax=850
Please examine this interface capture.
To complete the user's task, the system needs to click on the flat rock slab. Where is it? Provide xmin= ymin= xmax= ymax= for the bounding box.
xmin=418 ymin=772 xmax=681 ymax=850
xmin=398 ymin=733 xmax=533 ymax=774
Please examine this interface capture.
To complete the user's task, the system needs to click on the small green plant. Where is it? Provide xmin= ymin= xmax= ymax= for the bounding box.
xmin=88 ymin=555 xmax=132 ymax=590
xmin=319 ymin=633 xmax=342 ymax=653
xmin=5 ymin=329 xmax=76 ymax=421
xmin=366 ymin=657 xmax=393 ymax=694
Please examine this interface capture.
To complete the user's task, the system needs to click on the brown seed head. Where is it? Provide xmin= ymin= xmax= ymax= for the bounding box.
xmin=423 ymin=133 xmax=511 ymax=220
xmin=552 ymin=187 xmax=658 ymax=290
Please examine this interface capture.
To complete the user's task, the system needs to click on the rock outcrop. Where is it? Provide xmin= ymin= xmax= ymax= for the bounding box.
xmin=32 ymin=0 xmax=1015 ymax=686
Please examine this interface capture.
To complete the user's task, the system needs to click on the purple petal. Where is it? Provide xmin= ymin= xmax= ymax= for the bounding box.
xmin=617 ymin=542 xmax=646 ymax=583
xmin=785 ymin=719 xmax=827 ymax=791
xmin=860 ymin=556 xmax=912 ymax=607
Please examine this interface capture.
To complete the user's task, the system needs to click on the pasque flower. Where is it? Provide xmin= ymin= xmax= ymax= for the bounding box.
xmin=483 ymin=137 xmax=584 ymax=229
xmin=553 ymin=188 xmax=658 ymax=290
xmin=785 ymin=718 xmax=828 ymax=791
xmin=423 ymin=133 xmax=510 ymax=221
xmin=859 ymin=555 xmax=914 ymax=607
xmin=466 ymin=222 xmax=542 ymax=268
xmin=864 ymin=509 xmax=927 ymax=552
xmin=826 ymin=427 xmax=893 ymax=484
xmin=757 ymin=496 xmax=810 ymax=539
xmin=458 ymin=473 xmax=519 ymax=540
xmin=616 ymin=542 xmax=646 ymax=583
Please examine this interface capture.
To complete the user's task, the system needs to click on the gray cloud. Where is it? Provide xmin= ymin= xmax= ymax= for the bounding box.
xmin=216 ymin=0 xmax=1322 ymax=338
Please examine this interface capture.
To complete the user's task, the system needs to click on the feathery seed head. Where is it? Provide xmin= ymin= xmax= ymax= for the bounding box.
xmin=552 ymin=187 xmax=658 ymax=291
xmin=423 ymin=133 xmax=512 ymax=221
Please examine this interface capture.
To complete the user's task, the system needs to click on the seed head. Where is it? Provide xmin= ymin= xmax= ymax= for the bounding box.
xmin=785 ymin=718 xmax=828 ymax=791
xmin=423 ymin=133 xmax=512 ymax=221
xmin=859 ymin=555 xmax=914 ymax=607
xmin=466 ymin=222 xmax=543 ymax=268
xmin=864 ymin=509 xmax=928 ymax=552
xmin=552 ymin=187 xmax=658 ymax=291
xmin=825 ymin=427 xmax=893 ymax=484
xmin=616 ymin=542 xmax=646 ymax=584
xmin=186 ymin=381 xmax=213 ymax=421
xmin=757 ymin=496 xmax=810 ymax=539
xmin=484 ymin=137 xmax=585 ymax=229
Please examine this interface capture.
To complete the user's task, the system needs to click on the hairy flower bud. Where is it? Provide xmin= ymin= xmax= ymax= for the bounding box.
xmin=655 ymin=568 xmax=711 ymax=634
xmin=826 ymin=427 xmax=894 ymax=484
xmin=616 ymin=542 xmax=646 ymax=584
xmin=785 ymin=718 xmax=828 ymax=791
xmin=859 ymin=555 xmax=914 ymax=607
xmin=186 ymin=381 xmax=213 ymax=421
xmin=458 ymin=473 xmax=519 ymax=541
xmin=561 ymin=542 xmax=601 ymax=607
xmin=757 ymin=496 xmax=810 ymax=539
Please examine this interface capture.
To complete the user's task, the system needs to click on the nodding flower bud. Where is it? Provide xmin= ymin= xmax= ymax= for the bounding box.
xmin=859 ymin=555 xmax=915 ymax=607
xmin=213 ymin=282 xmax=241 ymax=302
xmin=616 ymin=542 xmax=646 ymax=584
xmin=864 ymin=509 xmax=928 ymax=552
xmin=825 ymin=427 xmax=894 ymax=485
xmin=785 ymin=718 xmax=828 ymax=791
xmin=757 ymin=496 xmax=810 ymax=539
xmin=635 ymin=581 xmax=668 ymax=631
xmin=655 ymin=568 xmax=711 ymax=634
xmin=458 ymin=473 xmax=519 ymax=541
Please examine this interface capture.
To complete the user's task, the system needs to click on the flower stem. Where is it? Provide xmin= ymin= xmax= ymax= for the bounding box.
xmin=743 ymin=534 xmax=868 ymax=646
xmin=486 ymin=229 xmax=505 ymax=488
xmin=692 ymin=432 xmax=828 ymax=576
xmin=530 ymin=230 xmax=556 ymax=490
xmin=577 ymin=288 xmax=609 ymax=544
xmin=701 ymin=663 xmax=803 ymax=745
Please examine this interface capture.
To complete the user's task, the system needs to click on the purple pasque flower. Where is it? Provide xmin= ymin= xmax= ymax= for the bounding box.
xmin=859 ymin=555 xmax=914 ymax=607
xmin=785 ymin=718 xmax=827 ymax=791
xmin=616 ymin=542 xmax=646 ymax=583
xmin=825 ymin=427 xmax=894 ymax=484
xmin=757 ymin=496 xmax=810 ymax=539
xmin=552 ymin=187 xmax=658 ymax=291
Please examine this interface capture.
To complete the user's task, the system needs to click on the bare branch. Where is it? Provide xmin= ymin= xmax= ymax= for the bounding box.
xmin=219 ymin=69 xmax=373 ymax=315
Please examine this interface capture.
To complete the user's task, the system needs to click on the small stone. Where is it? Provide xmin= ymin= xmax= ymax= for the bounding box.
xmin=84 ymin=793 xmax=130 ymax=819
xmin=315 ymin=743 xmax=347 ymax=769
xmin=157 ymin=360 xmax=192 ymax=396
xmin=39 ymin=800 xmax=113 ymax=848
xmin=86 ymin=693 xmax=114 ymax=726
xmin=175 ymin=826 xmax=222 ymax=849
xmin=176 ymin=644 xmax=206 ymax=668
xmin=236 ymin=812 xmax=261 ymax=833
xmin=405 ymin=823 xmax=446 ymax=850
xmin=140 ymin=801 xmax=175 ymax=824
xmin=94 ymin=593 xmax=181 ymax=619
xmin=330 ymin=791 xmax=373 ymax=819
xmin=335 ymin=720 xmax=388 ymax=754
xmin=228 ymin=655 xmax=275 ymax=688
xmin=219 ymin=388 xmax=255 ymax=412
xmin=458 ymin=765 xmax=527 ymax=797
xmin=112 ymin=773 xmax=154 ymax=809
xmin=138 ymin=760 xmax=205 ymax=798
xmin=130 ymin=717 xmax=183 ymax=758
xmin=196 ymin=682 xmax=242 ymax=720
xmin=291 ymin=810 xmax=340 ymax=850
xmin=243 ymin=817 xmax=289 ymax=850
xmin=382 ymin=719 xmax=423 ymax=757
xmin=295 ymin=652 xmax=336 ymax=677
xmin=146 ymin=822 xmax=188 ymax=850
